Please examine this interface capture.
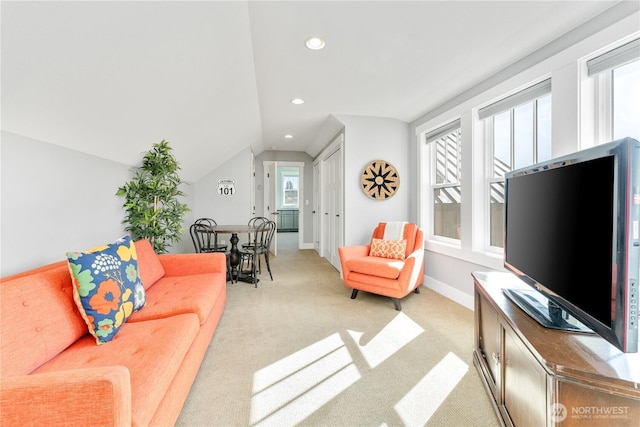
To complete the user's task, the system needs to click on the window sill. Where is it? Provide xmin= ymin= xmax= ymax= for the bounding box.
xmin=424 ymin=240 xmax=505 ymax=271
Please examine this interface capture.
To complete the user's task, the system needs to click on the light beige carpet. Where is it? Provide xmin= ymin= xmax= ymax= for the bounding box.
xmin=176 ymin=233 xmax=500 ymax=427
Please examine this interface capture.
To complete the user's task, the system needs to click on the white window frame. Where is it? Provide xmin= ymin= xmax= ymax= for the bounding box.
xmin=584 ymin=36 xmax=640 ymax=146
xmin=479 ymin=79 xmax=552 ymax=254
xmin=281 ymin=174 xmax=299 ymax=208
xmin=427 ymin=120 xmax=462 ymax=245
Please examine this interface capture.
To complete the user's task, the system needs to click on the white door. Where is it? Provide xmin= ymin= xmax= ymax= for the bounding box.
xmin=323 ymin=148 xmax=342 ymax=270
xmin=263 ymin=162 xmax=278 ymax=256
xmin=313 ymin=161 xmax=320 ymax=253
xmin=250 ymin=153 xmax=256 ymax=217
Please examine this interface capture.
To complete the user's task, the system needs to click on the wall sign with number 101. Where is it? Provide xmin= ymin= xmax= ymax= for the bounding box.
xmin=217 ymin=177 xmax=236 ymax=197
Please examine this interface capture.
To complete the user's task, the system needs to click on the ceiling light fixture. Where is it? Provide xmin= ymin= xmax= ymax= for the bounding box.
xmin=285 ymin=134 xmax=293 ymax=139
xmin=305 ymin=37 xmax=325 ymax=50
xmin=291 ymin=98 xmax=305 ymax=105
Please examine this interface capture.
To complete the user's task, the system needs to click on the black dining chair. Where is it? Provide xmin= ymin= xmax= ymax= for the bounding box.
xmin=239 ymin=220 xmax=276 ymax=287
xmin=259 ymin=220 xmax=276 ymax=281
xmin=241 ymin=216 xmax=269 ymax=272
xmin=190 ymin=222 xmax=234 ymax=283
xmin=242 ymin=217 xmax=269 ymax=248
xmin=194 ymin=218 xmax=228 ymax=253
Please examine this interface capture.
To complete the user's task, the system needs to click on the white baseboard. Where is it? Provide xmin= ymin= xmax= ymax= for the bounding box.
xmin=300 ymin=243 xmax=314 ymax=250
xmin=424 ymin=274 xmax=474 ymax=311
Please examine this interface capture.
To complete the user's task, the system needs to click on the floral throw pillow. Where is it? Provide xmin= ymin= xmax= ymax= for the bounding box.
xmin=66 ymin=235 xmax=146 ymax=345
xmin=370 ymin=238 xmax=407 ymax=260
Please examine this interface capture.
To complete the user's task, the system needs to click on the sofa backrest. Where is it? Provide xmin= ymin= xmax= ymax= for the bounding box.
xmin=371 ymin=222 xmax=422 ymax=258
xmin=134 ymin=239 xmax=166 ymax=290
xmin=1 ymin=262 xmax=87 ymax=377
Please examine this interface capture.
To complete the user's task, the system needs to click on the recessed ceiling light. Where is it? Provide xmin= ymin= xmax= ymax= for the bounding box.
xmin=291 ymin=98 xmax=305 ymax=105
xmin=305 ymin=37 xmax=325 ymax=50
xmin=285 ymin=134 xmax=294 ymax=139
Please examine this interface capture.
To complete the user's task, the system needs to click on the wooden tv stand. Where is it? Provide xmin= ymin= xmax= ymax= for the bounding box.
xmin=472 ymin=272 xmax=640 ymax=427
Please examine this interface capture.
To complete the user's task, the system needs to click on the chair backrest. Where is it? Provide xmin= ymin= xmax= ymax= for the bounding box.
xmin=195 ymin=217 xmax=217 ymax=227
xmin=248 ymin=216 xmax=269 ymax=228
xmin=371 ymin=222 xmax=421 ymax=258
xmin=190 ymin=223 xmax=214 ymax=253
xmin=246 ymin=217 xmax=269 ymax=243
xmin=260 ymin=220 xmax=277 ymax=252
xmin=248 ymin=220 xmax=276 ymax=253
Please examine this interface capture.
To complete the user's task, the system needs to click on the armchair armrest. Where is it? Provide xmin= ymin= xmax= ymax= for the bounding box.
xmin=1 ymin=366 xmax=131 ymax=426
xmin=338 ymin=245 xmax=370 ymax=261
xmin=159 ymin=252 xmax=226 ymax=276
xmin=338 ymin=245 xmax=370 ymax=278
xmin=397 ymin=247 xmax=425 ymax=292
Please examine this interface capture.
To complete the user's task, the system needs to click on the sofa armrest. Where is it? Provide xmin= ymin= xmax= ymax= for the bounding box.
xmin=1 ymin=366 xmax=131 ymax=427
xmin=159 ymin=252 xmax=226 ymax=276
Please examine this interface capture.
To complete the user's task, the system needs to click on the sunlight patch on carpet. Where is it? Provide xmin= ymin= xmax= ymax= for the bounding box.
xmin=347 ymin=312 xmax=424 ymax=368
xmin=394 ymin=351 xmax=469 ymax=426
xmin=251 ymin=333 xmax=361 ymax=426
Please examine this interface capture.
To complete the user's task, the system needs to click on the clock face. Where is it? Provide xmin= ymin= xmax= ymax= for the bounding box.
xmin=361 ymin=160 xmax=400 ymax=200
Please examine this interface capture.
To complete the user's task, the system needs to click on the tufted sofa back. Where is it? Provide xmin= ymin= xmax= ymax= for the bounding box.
xmin=1 ymin=262 xmax=87 ymax=377
xmin=0 ymin=239 xmax=170 ymax=378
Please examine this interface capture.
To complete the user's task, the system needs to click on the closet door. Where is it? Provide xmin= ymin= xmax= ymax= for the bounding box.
xmin=313 ymin=161 xmax=320 ymax=253
xmin=323 ymin=148 xmax=342 ymax=270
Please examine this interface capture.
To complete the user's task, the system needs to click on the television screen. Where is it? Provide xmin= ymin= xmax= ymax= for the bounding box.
xmin=504 ymin=137 xmax=639 ymax=353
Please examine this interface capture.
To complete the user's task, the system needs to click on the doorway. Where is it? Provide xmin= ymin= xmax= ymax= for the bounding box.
xmin=263 ymin=161 xmax=305 ymax=256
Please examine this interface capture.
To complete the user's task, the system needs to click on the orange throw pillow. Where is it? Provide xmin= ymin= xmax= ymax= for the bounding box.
xmin=370 ymin=238 xmax=407 ymax=260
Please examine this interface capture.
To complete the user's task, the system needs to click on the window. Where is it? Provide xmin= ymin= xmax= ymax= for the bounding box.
xmin=479 ymin=79 xmax=552 ymax=249
xmin=426 ymin=120 xmax=462 ymax=241
xmin=282 ymin=175 xmax=299 ymax=207
xmin=588 ymin=38 xmax=640 ymax=143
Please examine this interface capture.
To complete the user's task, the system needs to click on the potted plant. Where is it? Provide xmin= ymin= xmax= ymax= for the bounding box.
xmin=116 ymin=140 xmax=190 ymax=253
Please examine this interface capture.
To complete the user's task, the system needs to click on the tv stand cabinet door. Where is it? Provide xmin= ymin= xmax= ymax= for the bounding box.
xmin=475 ymin=291 xmax=502 ymax=401
xmin=503 ymin=326 xmax=547 ymax=427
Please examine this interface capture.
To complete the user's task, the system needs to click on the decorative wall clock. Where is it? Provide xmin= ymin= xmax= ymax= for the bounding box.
xmin=360 ymin=160 xmax=400 ymax=200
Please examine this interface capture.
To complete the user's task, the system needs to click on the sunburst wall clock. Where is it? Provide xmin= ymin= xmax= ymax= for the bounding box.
xmin=361 ymin=160 xmax=400 ymax=200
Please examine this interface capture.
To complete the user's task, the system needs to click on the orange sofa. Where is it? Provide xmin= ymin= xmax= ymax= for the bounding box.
xmin=339 ymin=222 xmax=425 ymax=310
xmin=0 ymin=239 xmax=227 ymax=426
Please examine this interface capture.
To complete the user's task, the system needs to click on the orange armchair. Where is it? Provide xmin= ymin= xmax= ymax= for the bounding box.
xmin=338 ymin=222 xmax=425 ymax=310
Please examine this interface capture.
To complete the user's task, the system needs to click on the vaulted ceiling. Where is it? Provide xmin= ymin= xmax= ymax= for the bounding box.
xmin=1 ymin=1 xmax=627 ymax=181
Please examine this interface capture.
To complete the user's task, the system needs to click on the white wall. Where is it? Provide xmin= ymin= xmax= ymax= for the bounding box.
xmin=0 ymin=131 xmax=195 ymax=276
xmin=1 ymin=132 xmax=118 ymax=274
xmin=335 ymin=115 xmax=412 ymax=247
xmin=193 ymin=147 xmax=253 ymax=235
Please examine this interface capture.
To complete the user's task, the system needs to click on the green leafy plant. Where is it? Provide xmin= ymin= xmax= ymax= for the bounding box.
xmin=116 ymin=140 xmax=190 ymax=253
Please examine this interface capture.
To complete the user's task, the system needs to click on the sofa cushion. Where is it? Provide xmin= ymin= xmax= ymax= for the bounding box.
xmin=32 ymin=314 xmax=200 ymax=427
xmin=369 ymin=238 xmax=407 ymax=260
xmin=346 ymin=256 xmax=404 ymax=279
xmin=66 ymin=236 xmax=146 ymax=345
xmin=128 ymin=272 xmax=226 ymax=325
xmin=134 ymin=239 xmax=166 ymax=290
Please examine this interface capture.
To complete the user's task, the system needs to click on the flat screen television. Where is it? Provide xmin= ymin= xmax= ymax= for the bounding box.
xmin=503 ymin=137 xmax=639 ymax=353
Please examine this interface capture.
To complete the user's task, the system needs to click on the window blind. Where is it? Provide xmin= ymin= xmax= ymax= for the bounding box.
xmin=587 ymin=38 xmax=640 ymax=77
xmin=424 ymin=119 xmax=461 ymax=143
xmin=478 ymin=79 xmax=551 ymax=121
